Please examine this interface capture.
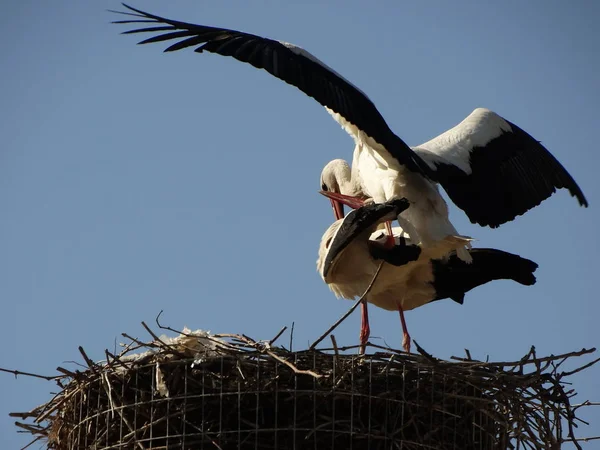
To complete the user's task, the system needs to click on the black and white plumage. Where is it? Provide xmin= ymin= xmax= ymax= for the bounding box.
xmin=411 ymin=108 xmax=587 ymax=227
xmin=317 ymin=199 xmax=538 ymax=351
xmin=113 ymin=4 xmax=587 ymax=254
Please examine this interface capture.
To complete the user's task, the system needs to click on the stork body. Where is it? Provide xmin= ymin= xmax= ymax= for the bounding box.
xmin=321 ymin=158 xmax=466 ymax=255
xmin=114 ymin=5 xmax=587 ymax=259
xmin=352 ymin=148 xmax=460 ymax=255
xmin=317 ymin=200 xmax=538 ymax=352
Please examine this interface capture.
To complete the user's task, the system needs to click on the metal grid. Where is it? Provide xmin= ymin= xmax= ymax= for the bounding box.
xmin=56 ymin=352 xmax=499 ymax=450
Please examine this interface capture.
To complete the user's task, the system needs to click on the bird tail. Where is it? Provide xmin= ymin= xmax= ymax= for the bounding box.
xmin=423 ymin=235 xmax=474 ymax=262
xmin=431 ymin=248 xmax=538 ymax=304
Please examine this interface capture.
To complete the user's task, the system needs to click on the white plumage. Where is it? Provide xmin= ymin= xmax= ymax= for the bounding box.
xmin=414 ymin=108 xmax=512 ymax=174
xmin=113 ymin=5 xmax=587 ymax=262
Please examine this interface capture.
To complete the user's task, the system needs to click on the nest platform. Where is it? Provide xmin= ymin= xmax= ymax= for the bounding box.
xmin=8 ymin=324 xmax=598 ymax=450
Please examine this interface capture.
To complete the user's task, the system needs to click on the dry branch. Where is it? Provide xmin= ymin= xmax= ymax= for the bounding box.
xmin=0 ymin=367 xmax=61 ymax=381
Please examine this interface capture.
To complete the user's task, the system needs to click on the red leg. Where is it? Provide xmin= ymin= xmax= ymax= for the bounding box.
xmin=384 ymin=220 xmax=395 ymax=248
xmin=397 ymin=303 xmax=411 ymax=353
xmin=359 ymin=300 xmax=370 ymax=354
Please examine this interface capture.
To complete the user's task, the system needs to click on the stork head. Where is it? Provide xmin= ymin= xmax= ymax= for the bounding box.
xmin=320 ymin=159 xmax=367 ymax=220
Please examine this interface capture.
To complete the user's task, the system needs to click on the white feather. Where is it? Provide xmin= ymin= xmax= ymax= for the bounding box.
xmin=413 ymin=108 xmax=512 ymax=174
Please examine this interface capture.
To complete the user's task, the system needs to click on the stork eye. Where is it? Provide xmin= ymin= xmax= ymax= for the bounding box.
xmin=321 ymin=183 xmax=328 ymax=191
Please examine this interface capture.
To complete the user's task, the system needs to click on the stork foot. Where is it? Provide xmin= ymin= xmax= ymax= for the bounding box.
xmin=402 ymin=332 xmax=411 ymax=354
xmin=359 ymin=324 xmax=370 ymax=354
xmin=397 ymin=302 xmax=411 ymax=353
xmin=359 ymin=301 xmax=370 ymax=354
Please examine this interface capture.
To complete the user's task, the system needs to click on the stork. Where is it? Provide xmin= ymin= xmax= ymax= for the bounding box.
xmin=113 ymin=5 xmax=587 ymax=259
xmin=319 ymin=168 xmax=470 ymax=350
xmin=317 ymin=198 xmax=538 ymax=353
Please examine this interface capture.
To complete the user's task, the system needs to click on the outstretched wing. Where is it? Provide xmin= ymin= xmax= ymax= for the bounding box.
xmin=413 ymin=108 xmax=587 ymax=228
xmin=112 ymin=4 xmax=434 ymax=177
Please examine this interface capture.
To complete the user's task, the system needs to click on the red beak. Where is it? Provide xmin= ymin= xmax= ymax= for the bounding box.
xmin=329 ymin=197 xmax=345 ymax=220
xmin=319 ymin=190 xmax=366 ymax=217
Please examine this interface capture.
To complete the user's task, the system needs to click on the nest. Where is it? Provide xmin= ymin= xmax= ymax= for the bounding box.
xmin=7 ymin=322 xmax=598 ymax=450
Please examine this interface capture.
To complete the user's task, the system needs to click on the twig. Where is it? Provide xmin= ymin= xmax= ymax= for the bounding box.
xmin=155 ymin=311 xmax=230 ymax=352
xmin=141 ymin=320 xmax=164 ymax=342
xmin=268 ymin=326 xmax=288 ymax=347
xmin=560 ymin=356 xmax=600 ymax=377
xmin=18 ymin=434 xmax=44 ymax=450
xmin=330 ymin=335 xmax=340 ymax=367
xmin=116 ymin=336 xmax=139 ymax=358
xmin=102 ymin=372 xmax=116 ymax=420
xmin=14 ymin=422 xmax=45 ymax=433
xmin=231 ymin=334 xmax=322 ymax=378
xmin=34 ymin=381 xmax=93 ymax=424
xmin=566 ymin=436 xmax=600 ymax=442
xmin=155 ymin=310 xmax=185 ymax=335
xmin=55 ymin=367 xmax=77 ymax=378
xmin=309 ymin=261 xmax=384 ymax=349
xmin=103 ymin=350 xmax=130 ymax=371
xmin=141 ymin=320 xmax=186 ymax=358
xmin=9 ymin=411 xmax=37 ymax=420
xmin=122 ymin=333 xmax=159 ymax=349
xmin=572 ymin=402 xmax=600 ymax=407
xmin=450 ymin=347 xmax=596 ymax=367
xmin=289 ymin=321 xmax=295 ymax=352
xmin=413 ymin=341 xmax=438 ymax=363
xmin=264 ymin=348 xmax=322 ymax=377
xmin=210 ymin=439 xmax=224 ymax=450
xmin=0 ymin=367 xmax=60 ymax=381
xmin=78 ymin=346 xmax=96 ymax=370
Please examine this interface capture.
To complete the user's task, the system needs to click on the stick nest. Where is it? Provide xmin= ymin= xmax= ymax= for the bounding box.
xmin=8 ymin=323 xmax=598 ymax=450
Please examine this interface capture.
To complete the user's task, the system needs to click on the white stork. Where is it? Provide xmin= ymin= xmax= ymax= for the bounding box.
xmin=319 ymin=169 xmax=470 ymax=348
xmin=113 ymin=5 xmax=587 ymax=259
xmin=317 ymin=198 xmax=538 ymax=353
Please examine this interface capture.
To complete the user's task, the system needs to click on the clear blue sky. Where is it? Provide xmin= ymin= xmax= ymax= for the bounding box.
xmin=1 ymin=1 xmax=598 ymax=448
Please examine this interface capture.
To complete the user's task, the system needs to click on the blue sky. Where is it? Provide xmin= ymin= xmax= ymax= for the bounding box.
xmin=1 ymin=1 xmax=598 ymax=448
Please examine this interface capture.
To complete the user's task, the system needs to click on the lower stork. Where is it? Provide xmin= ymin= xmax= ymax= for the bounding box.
xmin=317 ymin=199 xmax=538 ymax=353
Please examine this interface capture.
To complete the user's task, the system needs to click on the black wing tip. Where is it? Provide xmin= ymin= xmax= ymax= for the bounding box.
xmin=108 ymin=3 xmax=144 ymax=18
xmin=519 ymin=268 xmax=538 ymax=286
xmin=510 ymin=120 xmax=589 ymax=208
xmin=530 ymin=259 xmax=539 ymax=272
xmin=475 ymin=182 xmax=588 ymax=228
xmin=521 ymin=257 xmax=539 ymax=285
xmin=450 ymin=293 xmax=465 ymax=305
xmin=120 ymin=3 xmax=142 ymax=15
xmin=572 ymin=188 xmax=589 ymax=208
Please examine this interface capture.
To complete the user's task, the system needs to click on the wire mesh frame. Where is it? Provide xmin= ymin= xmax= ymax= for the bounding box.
xmin=51 ymin=352 xmax=505 ymax=450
